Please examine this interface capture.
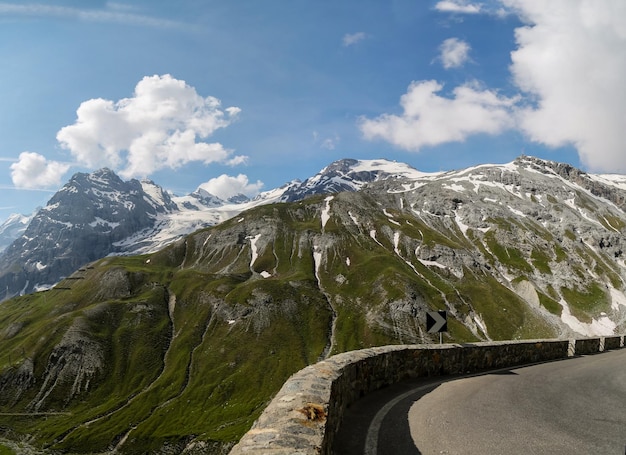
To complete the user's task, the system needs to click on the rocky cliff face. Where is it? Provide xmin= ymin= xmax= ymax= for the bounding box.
xmin=373 ymin=155 xmax=626 ymax=337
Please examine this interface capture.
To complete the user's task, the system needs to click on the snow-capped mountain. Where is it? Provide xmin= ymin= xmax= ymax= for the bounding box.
xmin=120 ymin=158 xmax=423 ymax=254
xmin=0 ymin=159 xmax=410 ymax=297
xmin=0 ymin=168 xmax=175 ymax=297
xmin=4 ymin=153 xmax=626 ymax=340
xmin=0 ymin=213 xmax=32 ymax=253
xmin=277 ymin=158 xmax=434 ymax=202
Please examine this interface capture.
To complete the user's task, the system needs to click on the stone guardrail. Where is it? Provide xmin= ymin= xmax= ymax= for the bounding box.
xmin=229 ymin=336 xmax=625 ymax=455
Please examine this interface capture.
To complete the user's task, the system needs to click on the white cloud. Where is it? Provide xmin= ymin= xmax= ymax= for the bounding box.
xmin=435 ymin=1 xmax=482 ymax=14
xmin=504 ymin=0 xmax=626 ymax=172
xmin=321 ymin=137 xmax=339 ymax=150
xmin=198 ymin=174 xmax=263 ymax=200
xmin=343 ymin=32 xmax=367 ymax=47
xmin=363 ymin=1 xmax=626 ymax=172
xmin=0 ymin=2 xmax=190 ymax=29
xmin=10 ymin=152 xmax=70 ymax=189
xmin=56 ymin=74 xmax=244 ymax=179
xmin=439 ymin=38 xmax=471 ymax=69
xmin=359 ymin=80 xmax=517 ymax=151
xmin=313 ymin=132 xmax=340 ymax=150
xmin=225 ymin=155 xmax=248 ymax=166
xmin=312 ymin=130 xmax=340 ymax=149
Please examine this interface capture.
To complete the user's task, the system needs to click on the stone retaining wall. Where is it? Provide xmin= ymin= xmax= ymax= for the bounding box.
xmin=575 ymin=337 xmax=602 ymax=355
xmin=604 ymin=335 xmax=624 ymax=350
xmin=229 ymin=337 xmax=620 ymax=455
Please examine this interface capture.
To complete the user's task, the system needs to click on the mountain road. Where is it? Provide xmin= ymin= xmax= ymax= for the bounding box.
xmin=334 ymin=348 xmax=626 ymax=455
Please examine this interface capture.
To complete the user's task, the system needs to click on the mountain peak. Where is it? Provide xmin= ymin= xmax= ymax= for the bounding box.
xmin=228 ymin=193 xmax=250 ymax=204
xmin=319 ymin=158 xmax=360 ymax=174
xmin=0 ymin=168 xmax=170 ymax=297
xmin=92 ymin=167 xmax=116 ymax=177
xmin=280 ymin=157 xmax=431 ymax=202
xmin=514 ymin=155 xmax=584 ymax=176
xmin=188 ymin=187 xmax=224 ymax=207
xmin=61 ymin=167 xmax=127 ymax=193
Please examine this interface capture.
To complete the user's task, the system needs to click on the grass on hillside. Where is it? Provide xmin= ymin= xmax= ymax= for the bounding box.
xmin=483 ymin=230 xmax=533 ymax=274
xmin=537 ymin=291 xmax=563 ymax=316
xmin=0 ymin=264 xmax=333 ymax=453
xmin=458 ymin=275 xmax=556 ymax=340
xmin=560 ymin=283 xmax=608 ymax=323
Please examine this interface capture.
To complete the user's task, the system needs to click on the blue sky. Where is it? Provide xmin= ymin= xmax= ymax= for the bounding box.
xmin=1 ymin=0 xmax=624 ymax=220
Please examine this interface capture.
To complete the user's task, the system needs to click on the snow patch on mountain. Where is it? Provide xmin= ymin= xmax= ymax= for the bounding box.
xmin=249 ymin=234 xmax=262 ymax=270
xmin=321 ymin=196 xmax=333 ymax=230
xmin=0 ymin=213 xmax=32 ymax=253
xmin=559 ymin=299 xmax=616 ymax=337
xmin=610 ymin=287 xmax=626 ymax=310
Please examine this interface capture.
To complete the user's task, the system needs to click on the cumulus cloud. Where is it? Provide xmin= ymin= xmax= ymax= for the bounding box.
xmin=198 ymin=174 xmax=263 ymax=200
xmin=435 ymin=1 xmax=482 ymax=14
xmin=439 ymin=38 xmax=471 ymax=69
xmin=56 ymin=74 xmax=244 ymax=179
xmin=10 ymin=152 xmax=70 ymax=189
xmin=343 ymin=32 xmax=367 ymax=47
xmin=359 ymin=80 xmax=517 ymax=151
xmin=504 ymin=0 xmax=626 ymax=172
xmin=363 ymin=1 xmax=626 ymax=172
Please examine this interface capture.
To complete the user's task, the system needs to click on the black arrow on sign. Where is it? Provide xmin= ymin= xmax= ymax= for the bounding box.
xmin=426 ymin=311 xmax=447 ymax=334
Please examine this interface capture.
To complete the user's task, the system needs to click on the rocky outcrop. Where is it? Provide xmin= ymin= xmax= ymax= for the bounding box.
xmin=0 ymin=358 xmax=35 ymax=406
xmin=518 ymin=155 xmax=626 ymax=210
xmin=28 ymin=317 xmax=105 ymax=411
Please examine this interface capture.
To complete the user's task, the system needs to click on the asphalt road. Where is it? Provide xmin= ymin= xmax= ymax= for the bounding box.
xmin=333 ymin=349 xmax=626 ymax=455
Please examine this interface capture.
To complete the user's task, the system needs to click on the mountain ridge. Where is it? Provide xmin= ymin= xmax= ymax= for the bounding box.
xmin=0 ymin=154 xmax=626 ymax=453
xmin=3 ymin=154 xmax=626 ymax=317
xmin=0 ymin=158 xmax=424 ymax=298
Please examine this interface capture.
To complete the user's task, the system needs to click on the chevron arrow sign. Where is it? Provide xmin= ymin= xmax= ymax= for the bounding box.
xmin=426 ymin=311 xmax=447 ymax=334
